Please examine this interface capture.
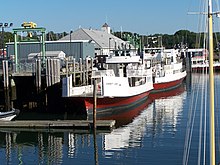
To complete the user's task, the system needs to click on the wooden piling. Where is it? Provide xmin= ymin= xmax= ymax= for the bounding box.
xmin=86 ymin=57 xmax=89 ymax=85
xmin=51 ymin=59 xmax=55 ymax=85
xmin=79 ymin=58 xmax=83 ymax=85
xmin=56 ymin=59 xmax=60 ymax=83
xmin=90 ymin=58 xmax=93 ymax=85
xmin=46 ymin=58 xmax=51 ymax=87
xmin=3 ymin=60 xmax=9 ymax=89
xmin=35 ymin=59 xmax=41 ymax=92
xmin=73 ymin=58 xmax=76 ymax=86
xmin=2 ymin=60 xmax=10 ymax=111
xmin=93 ymin=79 xmax=97 ymax=129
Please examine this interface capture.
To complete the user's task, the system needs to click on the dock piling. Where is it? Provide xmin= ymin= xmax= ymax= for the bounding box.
xmin=79 ymin=58 xmax=83 ymax=85
xmin=3 ymin=60 xmax=9 ymax=89
xmin=35 ymin=59 xmax=41 ymax=92
xmin=73 ymin=58 xmax=76 ymax=86
xmin=93 ymin=78 xmax=97 ymax=129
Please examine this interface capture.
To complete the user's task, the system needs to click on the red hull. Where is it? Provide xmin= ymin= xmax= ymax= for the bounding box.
xmin=84 ymin=91 xmax=151 ymax=118
xmin=153 ymin=77 xmax=185 ymax=92
xmin=150 ymin=83 xmax=185 ymax=100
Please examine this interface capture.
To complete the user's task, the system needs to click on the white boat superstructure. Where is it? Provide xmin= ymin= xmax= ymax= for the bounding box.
xmin=187 ymin=48 xmax=220 ymax=71
xmin=143 ymin=47 xmax=186 ymax=92
xmin=63 ymin=55 xmax=153 ymax=98
xmin=62 ymin=52 xmax=153 ymax=115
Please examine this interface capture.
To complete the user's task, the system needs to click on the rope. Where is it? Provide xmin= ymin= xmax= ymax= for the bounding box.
xmin=203 ymin=67 xmax=208 ymax=165
xmin=197 ymin=68 xmax=205 ymax=165
xmin=183 ymin=73 xmax=201 ymax=165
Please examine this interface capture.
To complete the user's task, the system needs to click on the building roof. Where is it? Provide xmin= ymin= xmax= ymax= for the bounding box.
xmin=102 ymin=23 xmax=109 ymax=27
xmin=59 ymin=28 xmax=134 ymax=49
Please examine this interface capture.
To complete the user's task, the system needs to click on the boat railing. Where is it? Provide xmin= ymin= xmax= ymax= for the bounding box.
xmin=127 ymin=68 xmax=150 ymax=77
xmin=92 ymin=69 xmax=115 ymax=78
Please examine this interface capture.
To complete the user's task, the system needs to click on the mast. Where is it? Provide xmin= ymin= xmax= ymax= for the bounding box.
xmin=208 ymin=0 xmax=215 ymax=164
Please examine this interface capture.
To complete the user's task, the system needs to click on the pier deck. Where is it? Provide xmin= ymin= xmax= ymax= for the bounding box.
xmin=0 ymin=120 xmax=115 ymax=132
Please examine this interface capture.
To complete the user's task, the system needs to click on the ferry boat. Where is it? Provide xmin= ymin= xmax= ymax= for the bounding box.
xmin=62 ymin=52 xmax=153 ymax=118
xmin=144 ymin=47 xmax=187 ymax=94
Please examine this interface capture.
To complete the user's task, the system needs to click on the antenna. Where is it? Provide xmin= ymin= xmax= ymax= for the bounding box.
xmin=120 ymin=26 xmax=123 ymax=38
xmin=105 ymin=15 xmax=108 ymax=24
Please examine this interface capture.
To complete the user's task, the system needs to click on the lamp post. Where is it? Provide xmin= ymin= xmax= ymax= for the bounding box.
xmin=70 ymin=30 xmax=73 ymax=56
xmin=0 ymin=22 xmax=13 ymax=59
xmin=109 ymin=37 xmax=112 ymax=55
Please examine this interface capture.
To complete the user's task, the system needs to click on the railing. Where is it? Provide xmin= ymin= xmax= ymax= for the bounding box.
xmin=92 ymin=69 xmax=115 ymax=78
xmin=13 ymin=62 xmax=35 ymax=73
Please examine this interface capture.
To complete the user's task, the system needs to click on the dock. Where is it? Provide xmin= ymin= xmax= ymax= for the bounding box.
xmin=0 ymin=120 xmax=115 ymax=133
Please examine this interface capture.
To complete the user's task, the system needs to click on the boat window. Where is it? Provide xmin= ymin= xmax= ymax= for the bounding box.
xmin=145 ymin=60 xmax=151 ymax=69
xmin=128 ymin=77 xmax=146 ymax=87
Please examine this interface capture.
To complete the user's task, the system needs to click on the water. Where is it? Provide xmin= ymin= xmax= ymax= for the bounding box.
xmin=0 ymin=73 xmax=220 ymax=164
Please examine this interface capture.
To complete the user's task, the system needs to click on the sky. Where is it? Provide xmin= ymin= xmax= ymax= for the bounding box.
xmin=0 ymin=0 xmax=204 ymax=35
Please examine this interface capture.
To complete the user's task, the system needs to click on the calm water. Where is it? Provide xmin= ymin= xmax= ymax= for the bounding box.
xmin=0 ymin=73 xmax=220 ymax=165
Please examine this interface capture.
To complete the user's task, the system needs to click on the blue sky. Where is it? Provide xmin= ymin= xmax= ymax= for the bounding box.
xmin=1 ymin=0 xmax=202 ymax=35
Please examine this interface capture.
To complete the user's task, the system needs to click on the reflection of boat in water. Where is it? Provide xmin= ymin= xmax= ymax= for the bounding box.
xmin=104 ymin=85 xmax=187 ymax=151
xmin=0 ymin=108 xmax=20 ymax=121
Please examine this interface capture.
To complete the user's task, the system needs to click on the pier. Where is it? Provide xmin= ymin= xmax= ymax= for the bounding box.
xmin=0 ymin=120 xmax=115 ymax=132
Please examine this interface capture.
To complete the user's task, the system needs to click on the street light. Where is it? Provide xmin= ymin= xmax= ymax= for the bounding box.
xmin=70 ymin=30 xmax=73 ymax=56
xmin=109 ymin=37 xmax=112 ymax=55
xmin=0 ymin=22 xmax=13 ymax=59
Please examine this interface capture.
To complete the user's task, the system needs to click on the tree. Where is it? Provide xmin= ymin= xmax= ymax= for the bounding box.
xmin=0 ymin=32 xmax=14 ymax=48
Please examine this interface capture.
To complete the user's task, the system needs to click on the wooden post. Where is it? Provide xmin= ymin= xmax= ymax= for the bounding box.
xmin=90 ymin=58 xmax=94 ymax=85
xmin=35 ymin=59 xmax=41 ymax=92
xmin=56 ymin=59 xmax=60 ymax=83
xmin=93 ymin=78 xmax=97 ymax=129
xmin=51 ymin=59 xmax=54 ymax=85
xmin=3 ymin=60 xmax=9 ymax=89
xmin=79 ymin=58 xmax=83 ymax=85
xmin=46 ymin=59 xmax=50 ymax=87
xmin=92 ymin=68 xmax=98 ymax=165
xmin=73 ymin=58 xmax=76 ymax=86
xmin=2 ymin=60 xmax=10 ymax=111
xmin=4 ymin=88 xmax=10 ymax=111
xmin=47 ymin=59 xmax=52 ymax=87
xmin=10 ymin=78 xmax=16 ymax=108
xmin=86 ymin=57 xmax=89 ymax=85
xmin=93 ymin=121 xmax=99 ymax=165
